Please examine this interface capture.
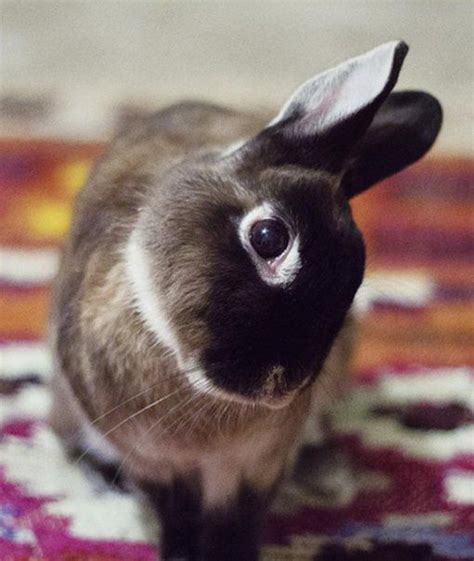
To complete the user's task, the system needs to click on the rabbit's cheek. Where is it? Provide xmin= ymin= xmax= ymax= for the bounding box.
xmin=125 ymin=229 xmax=189 ymax=366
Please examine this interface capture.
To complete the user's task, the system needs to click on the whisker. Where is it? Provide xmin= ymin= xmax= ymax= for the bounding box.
xmin=83 ymin=363 xmax=207 ymax=428
xmin=85 ymin=375 xmax=181 ymax=427
xmin=110 ymin=383 xmax=209 ymax=485
xmin=184 ymin=391 xmax=218 ymax=438
xmin=214 ymin=399 xmax=227 ymax=438
xmin=165 ymin=390 xmax=210 ymax=441
xmin=223 ymin=400 xmax=235 ymax=436
xmin=160 ymin=346 xmax=178 ymax=361
xmin=99 ymin=387 xmax=185 ymax=439
xmin=71 ymin=361 xmax=250 ymax=473
xmin=73 ymin=385 xmax=185 ymax=467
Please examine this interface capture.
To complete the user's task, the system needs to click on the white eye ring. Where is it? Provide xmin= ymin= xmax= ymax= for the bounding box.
xmin=238 ymin=203 xmax=301 ymax=287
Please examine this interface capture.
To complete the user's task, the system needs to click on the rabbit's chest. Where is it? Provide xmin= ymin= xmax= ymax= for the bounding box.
xmin=101 ymin=394 xmax=307 ymax=506
xmin=120 ymin=420 xmax=291 ymax=508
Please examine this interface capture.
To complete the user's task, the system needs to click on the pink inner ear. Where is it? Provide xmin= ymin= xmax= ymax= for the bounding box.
xmin=298 ymin=84 xmax=344 ymax=134
xmin=274 ymin=42 xmax=407 ymax=137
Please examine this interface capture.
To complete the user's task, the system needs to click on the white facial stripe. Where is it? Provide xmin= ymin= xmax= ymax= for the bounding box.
xmin=238 ymin=203 xmax=301 ymax=288
xmin=184 ymin=361 xmax=219 ymax=397
xmin=125 ymin=229 xmax=184 ymax=364
xmin=126 ymin=229 xmax=226 ymax=398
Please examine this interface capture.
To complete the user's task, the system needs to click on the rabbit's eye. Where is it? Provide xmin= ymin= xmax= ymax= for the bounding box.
xmin=250 ymin=219 xmax=289 ymax=259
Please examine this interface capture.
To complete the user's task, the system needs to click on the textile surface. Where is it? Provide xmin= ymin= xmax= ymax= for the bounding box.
xmin=0 ymin=140 xmax=473 ymax=560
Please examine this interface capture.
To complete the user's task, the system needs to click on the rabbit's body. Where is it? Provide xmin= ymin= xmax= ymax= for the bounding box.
xmin=50 ymin=101 xmax=311 ymax=468
xmin=50 ymin=42 xmax=442 ymax=560
xmin=50 ymin=103 xmax=318 ymax=558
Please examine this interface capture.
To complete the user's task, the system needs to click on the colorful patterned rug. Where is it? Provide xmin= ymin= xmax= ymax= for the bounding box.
xmin=0 ymin=140 xmax=473 ymax=560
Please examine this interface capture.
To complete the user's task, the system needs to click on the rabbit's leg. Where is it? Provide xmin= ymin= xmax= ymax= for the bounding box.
xmin=140 ymin=476 xmax=201 ymax=561
xmin=291 ymin=441 xmax=355 ymax=505
xmin=199 ymin=482 xmax=268 ymax=561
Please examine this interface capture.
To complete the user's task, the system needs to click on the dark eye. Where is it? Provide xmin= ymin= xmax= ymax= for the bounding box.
xmin=249 ymin=218 xmax=290 ymax=259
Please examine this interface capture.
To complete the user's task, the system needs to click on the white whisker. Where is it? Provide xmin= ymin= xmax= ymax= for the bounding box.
xmin=111 ymin=383 xmax=209 ymax=485
xmin=73 ymin=386 xmax=184 ymax=467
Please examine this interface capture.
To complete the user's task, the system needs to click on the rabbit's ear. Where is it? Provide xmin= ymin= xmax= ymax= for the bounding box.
xmin=341 ymin=90 xmax=442 ymax=197
xmin=243 ymin=41 xmax=409 ymax=172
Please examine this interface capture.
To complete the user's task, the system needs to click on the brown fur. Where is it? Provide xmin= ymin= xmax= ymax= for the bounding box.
xmin=49 ymin=102 xmax=326 ymax=499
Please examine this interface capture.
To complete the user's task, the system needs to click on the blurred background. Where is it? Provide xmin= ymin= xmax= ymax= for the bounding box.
xmin=1 ymin=0 xmax=473 ymax=154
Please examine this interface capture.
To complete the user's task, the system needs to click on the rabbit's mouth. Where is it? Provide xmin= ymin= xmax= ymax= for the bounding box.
xmin=256 ymin=384 xmax=301 ymax=409
xmin=256 ymin=365 xmax=299 ymax=407
xmin=197 ymin=379 xmax=299 ymax=410
xmin=258 ymin=365 xmax=314 ymax=408
xmin=184 ymin=358 xmax=307 ymax=409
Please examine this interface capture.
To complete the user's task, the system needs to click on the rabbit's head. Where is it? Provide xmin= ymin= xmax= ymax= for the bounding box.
xmin=127 ymin=41 xmax=442 ymax=407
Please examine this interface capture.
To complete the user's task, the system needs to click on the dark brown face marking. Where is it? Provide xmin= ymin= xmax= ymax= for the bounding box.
xmin=196 ymin=169 xmax=365 ymax=400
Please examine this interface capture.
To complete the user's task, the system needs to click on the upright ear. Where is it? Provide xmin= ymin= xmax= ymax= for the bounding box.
xmin=341 ymin=90 xmax=443 ymax=197
xmin=242 ymin=41 xmax=410 ymax=171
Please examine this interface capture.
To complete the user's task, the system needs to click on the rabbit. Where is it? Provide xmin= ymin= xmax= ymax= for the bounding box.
xmin=49 ymin=40 xmax=442 ymax=561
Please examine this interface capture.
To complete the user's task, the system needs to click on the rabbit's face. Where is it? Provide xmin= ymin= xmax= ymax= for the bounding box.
xmin=128 ymin=40 xmax=442 ymax=406
xmin=136 ymin=159 xmax=363 ymax=406
xmin=199 ymin=164 xmax=365 ymax=403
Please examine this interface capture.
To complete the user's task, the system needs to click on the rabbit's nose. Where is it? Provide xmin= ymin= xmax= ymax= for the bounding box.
xmin=262 ymin=364 xmax=285 ymax=395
